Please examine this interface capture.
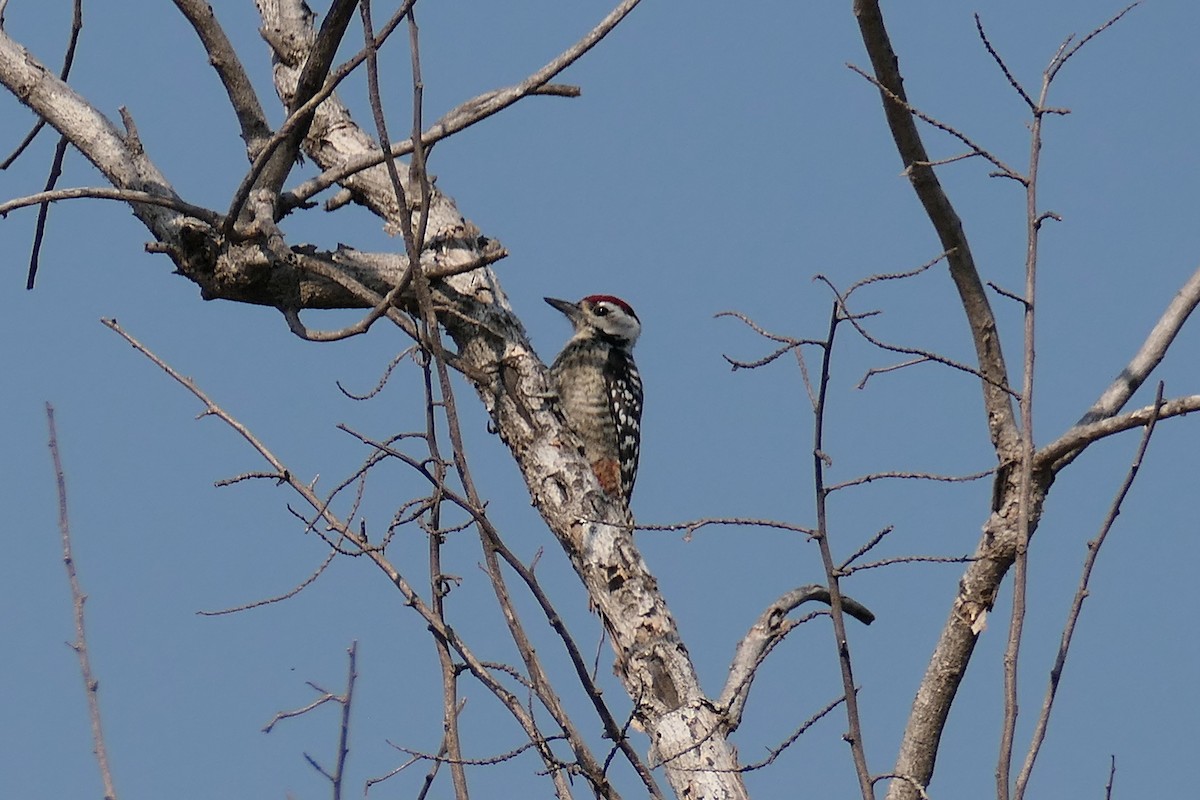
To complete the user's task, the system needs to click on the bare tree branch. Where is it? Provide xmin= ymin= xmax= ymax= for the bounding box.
xmin=998 ymin=36 xmax=1063 ymax=798
xmin=1076 ymin=264 xmax=1200 ymax=425
xmin=740 ymin=694 xmax=847 ymax=771
xmin=263 ymin=643 xmax=357 ymax=800
xmin=826 ymin=467 xmax=993 ymax=494
xmin=251 ymin=0 xmax=359 ymax=201
xmin=197 ymin=548 xmax=338 ymax=616
xmin=809 ymin=304 xmax=874 ymax=799
xmin=846 ymin=63 xmax=1023 ymax=183
xmin=973 ymin=13 xmax=1035 ymax=111
xmin=852 ymin=0 xmax=1019 ymax=454
xmin=170 ymin=0 xmax=271 ymax=156
xmin=0 ymin=186 xmax=221 ymax=224
xmin=285 ymin=0 xmax=644 ymax=206
xmin=1047 ymin=3 xmax=1142 ymax=84
xmin=46 ymin=404 xmax=119 ymax=800
xmin=638 ymin=517 xmax=817 ymax=539
xmin=720 ymin=585 xmax=873 ymax=730
xmin=856 ymin=5 xmax=1148 ymax=797
xmin=1014 ymin=384 xmax=1163 ymax=800
xmin=1036 ymin=394 xmax=1200 ymax=473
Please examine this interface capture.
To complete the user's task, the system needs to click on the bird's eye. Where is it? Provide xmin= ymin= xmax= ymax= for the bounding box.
xmin=594 ymin=305 xmax=609 ymax=316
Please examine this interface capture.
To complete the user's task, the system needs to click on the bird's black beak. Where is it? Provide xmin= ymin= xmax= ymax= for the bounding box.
xmin=544 ymin=297 xmax=580 ymax=319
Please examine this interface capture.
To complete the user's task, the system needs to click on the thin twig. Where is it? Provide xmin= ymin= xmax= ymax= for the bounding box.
xmin=987 ymin=280 xmax=1028 ymax=307
xmin=46 ymin=404 xmax=119 ymax=800
xmin=843 ymin=250 xmax=951 ymax=300
xmin=1013 ymin=384 xmax=1163 ymax=800
xmin=817 ymin=275 xmax=1015 ymax=395
xmin=740 ymin=695 xmax=846 ymax=772
xmin=838 ymin=526 xmax=897 ymax=570
xmin=809 ymin=303 xmax=874 ymax=799
xmin=838 ymin=554 xmax=977 ymax=575
xmin=715 ymin=310 xmax=825 ymax=370
xmin=262 ymin=692 xmax=338 ymax=733
xmin=387 ymin=736 xmax=566 ymax=766
xmin=26 ymin=134 xmax=70 ymax=288
xmin=974 ymin=14 xmax=1035 ymax=110
xmin=856 ymin=357 xmax=931 ymax=389
xmin=1048 ymin=3 xmax=1141 ymax=84
xmin=197 ymin=548 xmax=338 ymax=615
xmin=827 ymin=467 xmax=994 ymax=494
xmin=262 ymin=642 xmax=357 ymax=800
xmin=846 ymin=63 xmax=1024 ymax=183
xmin=638 ymin=517 xmax=816 ymax=539
xmin=0 ymin=186 xmax=222 ymax=224
xmin=331 ymin=642 xmax=357 ymax=800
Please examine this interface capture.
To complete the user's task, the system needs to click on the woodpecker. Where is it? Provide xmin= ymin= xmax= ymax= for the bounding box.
xmin=545 ymin=295 xmax=643 ymax=504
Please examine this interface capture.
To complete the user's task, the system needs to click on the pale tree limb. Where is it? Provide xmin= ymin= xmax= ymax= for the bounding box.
xmin=46 ymin=404 xmax=119 ymax=800
xmin=1076 ymin=264 xmax=1200 ymax=425
xmin=2 ymin=0 xmax=451 ymax=313
xmin=272 ymin=5 xmax=640 ymax=791
xmin=719 ymin=585 xmax=874 ymax=731
xmin=225 ymin=0 xmax=417 ymax=232
xmin=0 ymin=186 xmax=222 ymax=223
xmin=250 ymin=0 xmax=359 ymax=202
xmin=0 ymin=0 xmax=75 ymax=170
xmin=1036 ymin=394 xmax=1200 ymax=471
xmin=0 ymin=27 xmax=191 ymax=251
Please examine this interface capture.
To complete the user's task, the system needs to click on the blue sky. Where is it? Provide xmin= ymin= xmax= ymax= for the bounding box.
xmin=3 ymin=1 xmax=1198 ymax=797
